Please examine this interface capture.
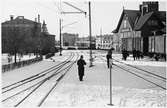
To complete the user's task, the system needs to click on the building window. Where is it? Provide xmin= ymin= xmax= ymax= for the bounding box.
xmin=148 ymin=20 xmax=158 ymax=26
xmin=127 ymin=32 xmax=131 ymax=37
xmin=120 ymin=33 xmax=123 ymax=38
xmin=124 ymin=20 xmax=127 ymax=28
xmin=124 ymin=32 xmax=128 ymax=38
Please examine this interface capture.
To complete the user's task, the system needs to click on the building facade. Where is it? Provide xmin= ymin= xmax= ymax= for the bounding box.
xmin=113 ymin=1 xmax=166 ymax=56
xmin=2 ymin=16 xmax=41 ymax=53
xmin=2 ymin=15 xmax=55 ymax=55
xmin=62 ymin=33 xmax=78 ymax=47
xmin=112 ymin=33 xmax=121 ymax=52
xmin=76 ymin=36 xmax=96 ymax=49
xmin=41 ymin=21 xmax=55 ymax=54
xmin=96 ymin=34 xmax=113 ymax=50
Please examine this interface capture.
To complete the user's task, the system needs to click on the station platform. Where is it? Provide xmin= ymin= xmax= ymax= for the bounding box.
xmin=41 ymin=51 xmax=166 ymax=107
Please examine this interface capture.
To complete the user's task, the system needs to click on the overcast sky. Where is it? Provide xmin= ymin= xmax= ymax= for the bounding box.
xmin=1 ymin=0 xmax=166 ymax=40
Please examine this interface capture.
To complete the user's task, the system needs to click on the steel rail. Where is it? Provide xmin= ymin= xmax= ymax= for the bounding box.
xmin=13 ymin=52 xmax=78 ymax=107
xmin=2 ymin=52 xmax=74 ymax=90
xmin=113 ymin=63 xmax=166 ymax=90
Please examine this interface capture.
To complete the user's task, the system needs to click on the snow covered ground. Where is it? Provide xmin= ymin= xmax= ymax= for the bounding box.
xmin=41 ymin=50 xmax=166 ymax=107
xmin=1 ymin=50 xmax=166 ymax=107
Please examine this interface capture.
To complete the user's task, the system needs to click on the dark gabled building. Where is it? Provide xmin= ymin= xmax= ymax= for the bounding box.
xmin=113 ymin=1 xmax=166 ymax=56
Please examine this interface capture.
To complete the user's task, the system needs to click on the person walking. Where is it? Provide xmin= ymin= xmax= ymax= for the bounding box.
xmin=106 ymin=51 xmax=112 ymax=68
xmin=77 ymin=55 xmax=86 ymax=81
xmin=132 ymin=49 xmax=137 ymax=60
xmin=122 ymin=49 xmax=128 ymax=61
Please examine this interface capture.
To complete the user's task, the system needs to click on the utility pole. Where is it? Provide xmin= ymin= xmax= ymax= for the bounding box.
xmin=59 ymin=19 xmax=62 ymax=56
xmin=100 ymin=27 xmax=102 ymax=49
xmin=108 ymin=59 xmax=114 ymax=106
xmin=59 ymin=1 xmax=93 ymax=66
xmin=89 ymin=1 xmax=93 ymax=67
xmin=38 ymin=14 xmax=42 ymax=58
xmin=59 ymin=2 xmax=87 ymax=56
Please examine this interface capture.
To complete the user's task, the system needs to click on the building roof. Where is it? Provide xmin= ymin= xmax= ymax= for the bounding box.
xmin=2 ymin=16 xmax=39 ymax=25
xmin=134 ymin=11 xmax=166 ymax=30
xmin=113 ymin=9 xmax=140 ymax=33
xmin=113 ymin=9 xmax=166 ymax=33
xmin=156 ymin=11 xmax=166 ymax=22
xmin=134 ymin=12 xmax=154 ymax=30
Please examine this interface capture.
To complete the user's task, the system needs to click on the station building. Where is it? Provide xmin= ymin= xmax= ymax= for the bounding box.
xmin=113 ymin=1 xmax=166 ymax=56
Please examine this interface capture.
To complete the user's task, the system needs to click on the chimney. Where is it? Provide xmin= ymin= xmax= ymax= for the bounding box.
xmin=140 ymin=1 xmax=159 ymax=16
xmin=139 ymin=4 xmax=142 ymax=13
xmin=10 ymin=15 xmax=14 ymax=20
xmin=38 ymin=14 xmax=40 ymax=23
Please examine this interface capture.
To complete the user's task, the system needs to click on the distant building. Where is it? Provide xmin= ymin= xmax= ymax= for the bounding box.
xmin=76 ymin=36 xmax=96 ymax=49
xmin=113 ymin=1 xmax=166 ymax=56
xmin=2 ymin=15 xmax=55 ymax=55
xmin=112 ymin=33 xmax=121 ymax=52
xmin=62 ymin=33 xmax=78 ymax=47
xmin=2 ymin=15 xmax=41 ymax=53
xmin=41 ymin=20 xmax=55 ymax=54
xmin=41 ymin=20 xmax=48 ymax=33
xmin=96 ymin=34 xmax=113 ymax=50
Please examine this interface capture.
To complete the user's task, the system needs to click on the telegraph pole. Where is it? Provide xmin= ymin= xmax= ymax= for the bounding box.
xmin=59 ymin=2 xmax=87 ymax=56
xmin=89 ymin=1 xmax=93 ymax=67
xmin=38 ymin=14 xmax=42 ymax=58
xmin=59 ymin=19 xmax=62 ymax=56
xmin=108 ymin=59 xmax=114 ymax=106
xmin=100 ymin=27 xmax=102 ymax=49
xmin=59 ymin=1 xmax=93 ymax=65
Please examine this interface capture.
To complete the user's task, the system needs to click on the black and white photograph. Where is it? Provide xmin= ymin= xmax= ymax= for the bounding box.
xmin=1 ymin=0 xmax=166 ymax=107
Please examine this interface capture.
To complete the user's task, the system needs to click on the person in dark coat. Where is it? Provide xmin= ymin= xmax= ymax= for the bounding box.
xmin=106 ymin=51 xmax=112 ymax=68
xmin=136 ymin=50 xmax=140 ymax=60
xmin=77 ymin=55 xmax=86 ymax=81
xmin=132 ymin=49 xmax=137 ymax=60
xmin=122 ymin=49 xmax=128 ymax=61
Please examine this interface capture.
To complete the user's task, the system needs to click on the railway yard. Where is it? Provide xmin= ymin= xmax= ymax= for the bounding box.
xmin=1 ymin=50 xmax=166 ymax=107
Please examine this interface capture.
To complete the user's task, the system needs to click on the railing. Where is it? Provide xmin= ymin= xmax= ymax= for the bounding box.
xmin=2 ymin=57 xmax=43 ymax=73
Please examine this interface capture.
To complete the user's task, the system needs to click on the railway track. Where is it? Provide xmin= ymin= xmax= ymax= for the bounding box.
xmin=97 ymin=54 xmax=166 ymax=90
xmin=2 ymin=51 xmax=79 ymax=107
xmin=2 ymin=52 xmax=74 ymax=93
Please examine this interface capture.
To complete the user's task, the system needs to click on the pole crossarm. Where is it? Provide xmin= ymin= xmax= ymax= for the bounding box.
xmin=61 ymin=11 xmax=86 ymax=14
xmin=62 ymin=21 xmax=78 ymax=29
xmin=63 ymin=2 xmax=86 ymax=13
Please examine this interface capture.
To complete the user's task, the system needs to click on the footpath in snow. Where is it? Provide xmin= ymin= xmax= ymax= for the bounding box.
xmin=41 ymin=51 xmax=166 ymax=107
